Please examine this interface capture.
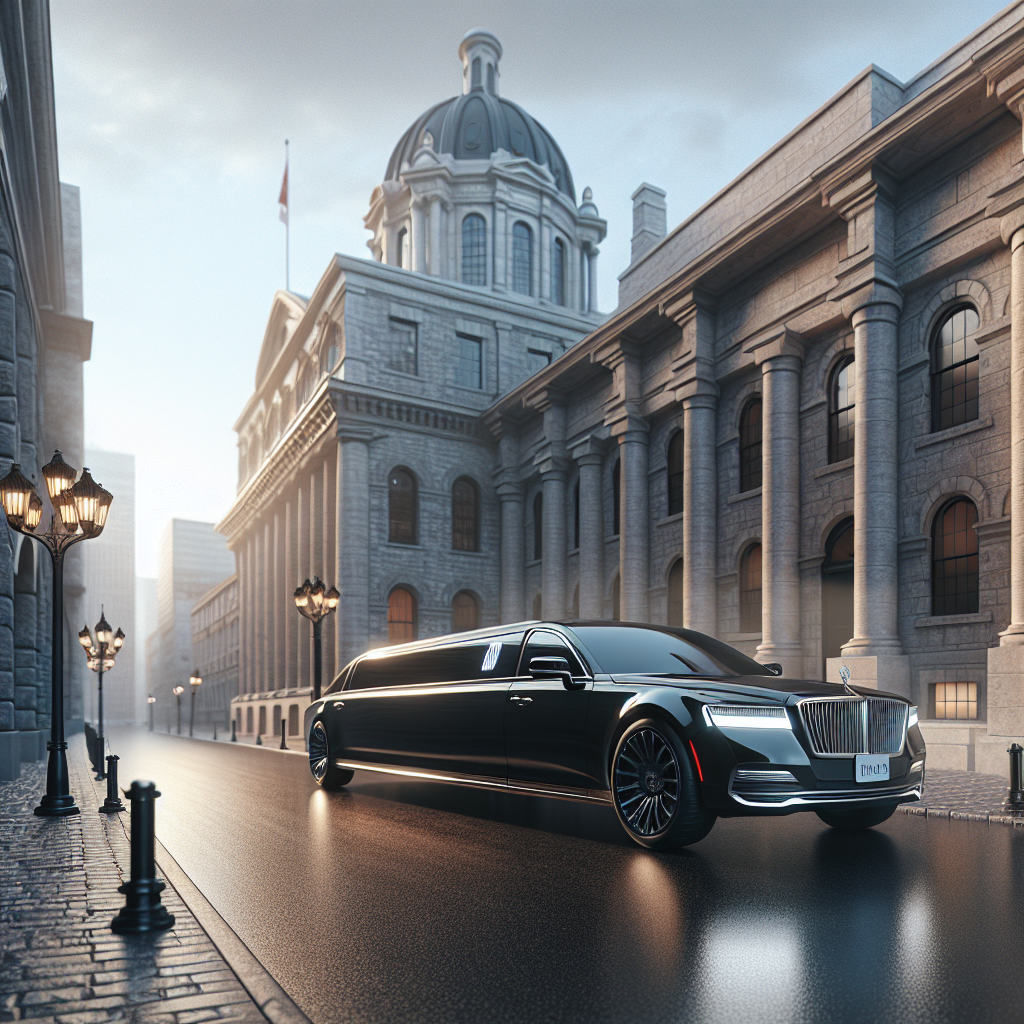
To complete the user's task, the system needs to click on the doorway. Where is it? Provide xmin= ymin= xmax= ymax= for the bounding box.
xmin=821 ymin=518 xmax=854 ymax=674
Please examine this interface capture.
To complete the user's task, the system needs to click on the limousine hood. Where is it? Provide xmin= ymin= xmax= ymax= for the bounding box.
xmin=609 ymin=674 xmax=909 ymax=705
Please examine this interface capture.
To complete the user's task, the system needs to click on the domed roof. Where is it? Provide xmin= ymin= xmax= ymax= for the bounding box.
xmin=385 ymin=33 xmax=576 ymax=201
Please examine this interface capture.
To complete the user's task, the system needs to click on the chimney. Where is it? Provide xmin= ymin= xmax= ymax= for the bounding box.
xmin=631 ymin=183 xmax=667 ymax=263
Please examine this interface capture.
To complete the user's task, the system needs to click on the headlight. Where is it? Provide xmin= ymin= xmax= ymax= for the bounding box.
xmin=908 ymin=706 xmax=919 ymax=729
xmin=704 ymin=705 xmax=792 ymax=730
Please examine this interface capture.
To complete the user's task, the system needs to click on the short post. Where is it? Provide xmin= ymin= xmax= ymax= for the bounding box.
xmin=256 ymin=731 xmax=262 ymax=746
xmin=231 ymin=719 xmax=237 ymax=742
xmin=100 ymin=755 xmax=125 ymax=813
xmin=213 ymin=722 xmax=217 ymax=741
xmin=1005 ymin=743 xmax=1024 ymax=816
xmin=110 ymin=781 xmax=175 ymax=933
xmin=279 ymin=718 xmax=287 ymax=750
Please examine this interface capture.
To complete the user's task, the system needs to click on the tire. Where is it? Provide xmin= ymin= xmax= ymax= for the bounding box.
xmin=308 ymin=719 xmax=354 ymax=790
xmin=611 ymin=718 xmax=716 ymax=850
xmin=815 ymin=803 xmax=897 ymax=830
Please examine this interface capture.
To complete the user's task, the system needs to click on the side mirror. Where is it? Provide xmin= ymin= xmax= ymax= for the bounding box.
xmin=529 ymin=656 xmax=585 ymax=691
xmin=764 ymin=663 xmax=783 ymax=677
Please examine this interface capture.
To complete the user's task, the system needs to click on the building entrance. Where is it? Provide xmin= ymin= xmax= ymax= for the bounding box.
xmin=822 ymin=518 xmax=854 ymax=674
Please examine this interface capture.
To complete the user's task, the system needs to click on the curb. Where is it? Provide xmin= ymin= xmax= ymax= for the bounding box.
xmin=153 ymin=836 xmax=312 ymax=1024
xmin=897 ymin=803 xmax=1024 ymax=827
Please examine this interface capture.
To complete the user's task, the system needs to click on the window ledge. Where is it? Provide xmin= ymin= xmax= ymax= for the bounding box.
xmin=914 ymin=611 xmax=992 ymax=628
xmin=914 ymin=415 xmax=993 ymax=450
xmin=727 ymin=486 xmax=762 ymax=505
xmin=656 ymin=511 xmax=686 ymax=527
xmin=386 ymin=541 xmax=423 ymax=550
xmin=813 ymin=456 xmax=854 ymax=479
xmin=451 ymin=548 xmax=489 ymax=558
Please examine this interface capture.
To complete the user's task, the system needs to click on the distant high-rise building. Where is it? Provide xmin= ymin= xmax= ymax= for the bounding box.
xmin=81 ymin=449 xmax=136 ymax=725
xmin=153 ymin=521 xmax=234 ymax=730
xmin=136 ymin=575 xmax=157 ymax=711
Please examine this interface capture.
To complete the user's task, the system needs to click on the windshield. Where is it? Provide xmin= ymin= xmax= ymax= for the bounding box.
xmin=566 ymin=625 xmax=774 ymax=678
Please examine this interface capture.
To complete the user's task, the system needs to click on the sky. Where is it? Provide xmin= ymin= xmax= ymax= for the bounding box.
xmin=49 ymin=0 xmax=1011 ymax=578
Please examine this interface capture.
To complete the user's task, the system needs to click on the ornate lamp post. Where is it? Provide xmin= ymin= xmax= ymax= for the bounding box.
xmin=147 ymin=694 xmax=155 ymax=732
xmin=172 ymin=685 xmax=184 ymax=735
xmin=293 ymin=577 xmax=339 ymax=701
xmin=188 ymin=669 xmax=202 ymax=738
xmin=0 ymin=451 xmax=112 ymax=817
xmin=77 ymin=609 xmax=124 ymax=781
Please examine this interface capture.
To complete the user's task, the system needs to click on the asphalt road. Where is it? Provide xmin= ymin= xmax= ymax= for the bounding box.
xmin=107 ymin=729 xmax=1024 ymax=1024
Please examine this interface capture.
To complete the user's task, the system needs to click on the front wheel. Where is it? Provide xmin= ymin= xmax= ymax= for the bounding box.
xmin=816 ymin=803 xmax=897 ymax=830
xmin=308 ymin=719 xmax=354 ymax=790
xmin=612 ymin=718 xmax=716 ymax=850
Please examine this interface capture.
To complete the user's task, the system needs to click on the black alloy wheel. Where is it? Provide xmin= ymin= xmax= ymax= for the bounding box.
xmin=612 ymin=718 xmax=716 ymax=850
xmin=308 ymin=720 xmax=354 ymax=790
xmin=816 ymin=802 xmax=898 ymax=830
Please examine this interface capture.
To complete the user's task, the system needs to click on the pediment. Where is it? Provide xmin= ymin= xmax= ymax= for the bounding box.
xmin=254 ymin=291 xmax=308 ymax=390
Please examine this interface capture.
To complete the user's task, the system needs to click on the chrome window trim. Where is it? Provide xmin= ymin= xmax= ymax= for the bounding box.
xmin=796 ymin=695 xmax=909 ymax=758
xmin=516 ymin=627 xmax=594 ymax=680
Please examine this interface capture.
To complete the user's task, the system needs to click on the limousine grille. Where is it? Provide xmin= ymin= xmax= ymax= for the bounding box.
xmin=798 ymin=698 xmax=908 ymax=757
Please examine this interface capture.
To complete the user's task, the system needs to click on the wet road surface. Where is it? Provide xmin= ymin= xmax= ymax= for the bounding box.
xmin=108 ymin=729 xmax=1024 ymax=1024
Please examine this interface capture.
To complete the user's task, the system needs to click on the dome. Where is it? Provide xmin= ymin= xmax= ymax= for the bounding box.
xmin=385 ymin=32 xmax=576 ymax=201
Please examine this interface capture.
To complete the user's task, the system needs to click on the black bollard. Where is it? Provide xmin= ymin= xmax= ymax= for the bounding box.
xmin=110 ymin=781 xmax=175 ymax=933
xmin=279 ymin=719 xmax=287 ymax=750
xmin=255 ymin=732 xmax=262 ymax=745
xmin=1005 ymin=743 xmax=1024 ymax=816
xmin=100 ymin=755 xmax=125 ymax=813
xmin=212 ymin=722 xmax=217 ymax=741
xmin=231 ymin=719 xmax=237 ymax=743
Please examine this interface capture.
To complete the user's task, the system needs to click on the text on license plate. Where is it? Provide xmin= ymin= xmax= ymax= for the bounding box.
xmin=855 ymin=754 xmax=890 ymax=783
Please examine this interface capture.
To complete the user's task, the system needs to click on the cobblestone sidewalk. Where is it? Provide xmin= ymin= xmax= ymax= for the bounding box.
xmin=900 ymin=766 xmax=1024 ymax=827
xmin=0 ymin=736 xmax=269 ymax=1023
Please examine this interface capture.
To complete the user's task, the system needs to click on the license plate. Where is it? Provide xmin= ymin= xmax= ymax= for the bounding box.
xmin=855 ymin=754 xmax=890 ymax=783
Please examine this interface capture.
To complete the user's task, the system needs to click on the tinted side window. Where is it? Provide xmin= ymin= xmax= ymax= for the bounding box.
xmin=518 ymin=630 xmax=587 ymax=677
xmin=348 ymin=633 xmax=525 ymax=690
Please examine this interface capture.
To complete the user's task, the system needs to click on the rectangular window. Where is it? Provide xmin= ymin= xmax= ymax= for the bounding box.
xmin=527 ymin=348 xmax=551 ymax=377
xmin=933 ymin=681 xmax=978 ymax=720
xmin=387 ymin=318 xmax=418 ymax=375
xmin=455 ymin=333 xmax=482 ymax=389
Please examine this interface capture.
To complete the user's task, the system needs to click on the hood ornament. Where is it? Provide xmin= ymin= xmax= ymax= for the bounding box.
xmin=838 ymin=664 xmax=859 ymax=697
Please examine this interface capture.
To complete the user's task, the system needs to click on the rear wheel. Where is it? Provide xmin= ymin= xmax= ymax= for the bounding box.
xmin=816 ymin=803 xmax=897 ymax=830
xmin=308 ymin=719 xmax=354 ymax=790
xmin=612 ymin=718 xmax=715 ymax=850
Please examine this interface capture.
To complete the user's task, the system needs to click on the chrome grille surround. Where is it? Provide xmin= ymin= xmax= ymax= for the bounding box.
xmin=797 ymin=697 xmax=908 ymax=758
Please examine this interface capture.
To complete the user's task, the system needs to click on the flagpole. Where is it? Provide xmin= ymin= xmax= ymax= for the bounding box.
xmin=284 ymin=139 xmax=290 ymax=292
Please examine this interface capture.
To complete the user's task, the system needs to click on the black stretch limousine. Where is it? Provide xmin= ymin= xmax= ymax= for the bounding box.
xmin=304 ymin=621 xmax=925 ymax=849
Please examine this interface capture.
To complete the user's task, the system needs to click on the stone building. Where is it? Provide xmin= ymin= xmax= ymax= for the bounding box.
xmin=488 ymin=5 xmax=1024 ymax=774
xmin=0 ymin=2 xmax=91 ymax=780
xmin=219 ymin=30 xmax=606 ymax=735
xmin=190 ymin=574 xmax=238 ymax=731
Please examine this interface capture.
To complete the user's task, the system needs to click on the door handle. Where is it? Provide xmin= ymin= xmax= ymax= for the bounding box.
xmin=333 ymin=702 xmax=344 ymax=709
xmin=509 ymin=695 xmax=533 ymax=704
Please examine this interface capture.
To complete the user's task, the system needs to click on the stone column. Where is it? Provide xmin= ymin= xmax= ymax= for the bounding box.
xmin=411 ymin=200 xmax=426 ymax=274
xmin=322 ymin=456 xmax=337 ymax=682
xmin=284 ymin=499 xmax=296 ymax=689
xmin=540 ymin=219 xmax=551 ymax=302
xmin=336 ymin=430 xmax=371 ymax=666
xmin=618 ymin=418 xmax=650 ymax=621
xmin=429 ymin=197 xmax=442 ymax=277
xmin=260 ymin=520 xmax=271 ymax=692
xmin=682 ymin=395 xmax=717 ymax=636
xmin=236 ymin=542 xmax=247 ymax=696
xmin=756 ymin=348 xmax=804 ymax=677
xmin=493 ymin=201 xmax=507 ymax=290
xmin=296 ymin=479 xmax=310 ymax=691
xmin=540 ymin=463 xmax=568 ymax=619
xmin=497 ymin=484 xmax=524 ymax=623
xmin=274 ymin=507 xmax=286 ymax=688
xmin=574 ymin=446 xmax=605 ymax=618
xmin=587 ymin=250 xmax=599 ymax=313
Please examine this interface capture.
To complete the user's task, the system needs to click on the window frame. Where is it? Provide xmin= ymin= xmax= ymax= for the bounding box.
xmin=828 ymin=354 xmax=855 ymax=464
xmin=552 ymin=236 xmax=565 ymax=306
xmin=931 ymin=497 xmax=979 ymax=616
xmin=388 ymin=467 xmax=418 ymax=545
xmin=451 ymin=590 xmax=480 ymax=632
xmin=454 ymin=332 xmax=483 ymax=389
xmin=387 ymin=586 xmax=417 ymax=642
xmin=667 ymin=431 xmax=684 ymax=516
xmin=738 ymin=397 xmax=763 ymax=493
xmin=512 ymin=221 xmax=533 ymax=296
xmin=461 ymin=213 xmax=487 ymax=287
xmin=739 ymin=543 xmax=763 ymax=633
xmin=451 ymin=476 xmax=480 ymax=552
xmin=931 ymin=304 xmax=981 ymax=433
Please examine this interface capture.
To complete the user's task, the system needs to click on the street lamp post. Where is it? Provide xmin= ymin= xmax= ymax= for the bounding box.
xmin=147 ymin=694 xmax=155 ymax=732
xmin=0 ymin=451 xmax=112 ymax=817
xmin=78 ymin=610 xmax=124 ymax=781
xmin=188 ymin=669 xmax=202 ymax=738
xmin=293 ymin=577 xmax=340 ymax=701
xmin=173 ymin=685 xmax=184 ymax=735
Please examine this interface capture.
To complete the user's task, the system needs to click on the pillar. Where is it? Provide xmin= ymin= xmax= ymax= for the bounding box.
xmin=587 ymin=250 xmax=599 ymax=313
xmin=618 ymin=418 xmax=650 ymax=621
xmin=284 ymin=499 xmax=296 ymax=689
xmin=274 ymin=508 xmax=285 ymax=688
xmin=493 ymin=201 xmax=506 ymax=290
xmin=322 ymin=456 xmax=337 ymax=683
xmin=411 ymin=200 xmax=426 ymax=273
xmin=575 ymin=448 xmax=604 ymax=618
xmin=296 ymin=479 xmax=310 ymax=691
xmin=541 ymin=465 xmax=567 ymax=619
xmin=429 ymin=197 xmax=442 ymax=277
xmin=756 ymin=351 xmax=803 ymax=677
xmin=498 ymin=483 xmax=524 ymax=623
xmin=682 ymin=395 xmax=717 ymax=635
xmin=336 ymin=432 xmax=371 ymax=666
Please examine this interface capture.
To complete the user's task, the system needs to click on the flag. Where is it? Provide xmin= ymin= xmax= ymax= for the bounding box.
xmin=278 ymin=162 xmax=288 ymax=225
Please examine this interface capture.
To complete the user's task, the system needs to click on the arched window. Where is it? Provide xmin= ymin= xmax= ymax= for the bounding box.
xmin=471 ymin=56 xmax=482 ymax=89
xmin=667 ymin=558 xmax=684 ymax=627
xmin=396 ymin=227 xmax=409 ymax=269
xmin=388 ymin=587 xmax=417 ymax=641
xmin=739 ymin=397 xmax=763 ymax=493
xmin=739 ymin=543 xmax=762 ymax=632
xmin=452 ymin=590 xmax=480 ymax=632
xmin=533 ymin=492 xmax=543 ymax=560
xmin=612 ymin=574 xmax=621 ymax=621
xmin=462 ymin=214 xmax=486 ymax=286
xmin=573 ymin=477 xmax=580 ymax=550
xmin=829 ymin=355 xmax=855 ymax=464
xmin=388 ymin=468 xmax=417 ymax=544
xmin=667 ymin=431 xmax=684 ymax=516
xmin=487 ymin=63 xmax=495 ymax=95
xmin=932 ymin=305 xmax=980 ymax=432
xmin=552 ymin=237 xmax=565 ymax=305
xmin=932 ymin=498 xmax=979 ymax=615
xmin=612 ymin=458 xmax=620 ymax=536
xmin=452 ymin=477 xmax=479 ymax=552
xmin=512 ymin=222 xmax=532 ymax=295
